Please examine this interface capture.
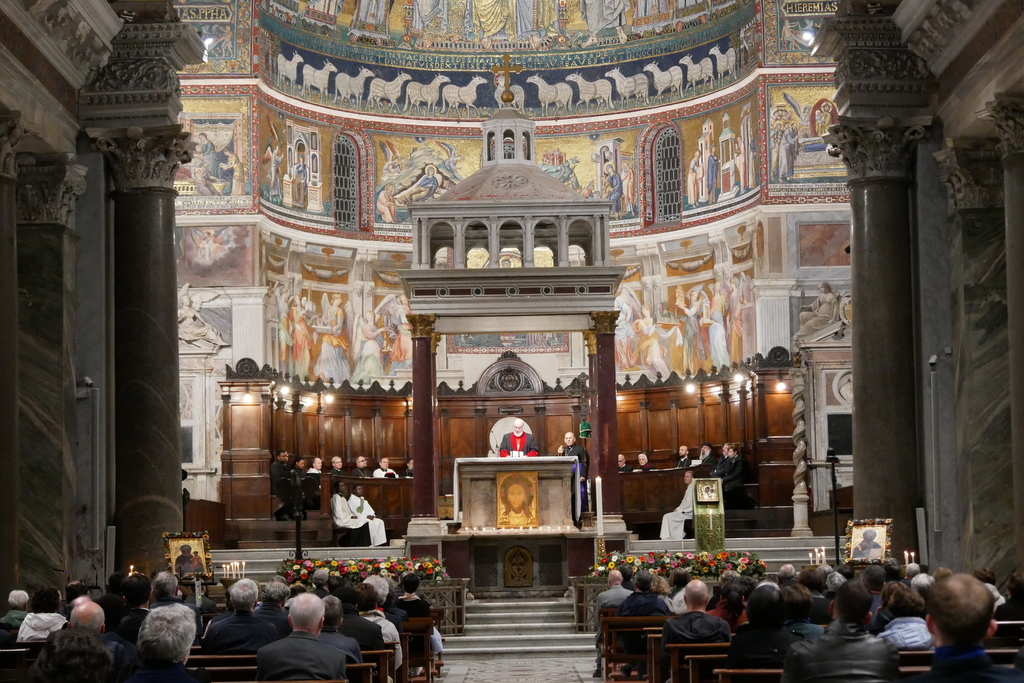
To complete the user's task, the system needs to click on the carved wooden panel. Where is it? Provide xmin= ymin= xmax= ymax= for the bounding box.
xmin=703 ymin=397 xmax=723 ymax=440
xmin=232 ymin=405 xmax=263 ymax=448
xmin=765 ymin=393 xmax=794 ymax=438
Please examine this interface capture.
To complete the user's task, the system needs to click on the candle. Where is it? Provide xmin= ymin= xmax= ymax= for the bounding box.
xmin=242 ymin=561 xmax=246 ymax=578
xmin=129 ymin=565 xmax=134 ymax=575
xmin=904 ymin=551 xmax=909 ymax=565
xmin=195 ymin=577 xmax=202 ymax=608
xmin=910 ymin=551 xmax=915 ymax=564
xmin=595 ymin=477 xmax=604 ymax=537
xmin=809 ymin=551 xmax=814 ymax=564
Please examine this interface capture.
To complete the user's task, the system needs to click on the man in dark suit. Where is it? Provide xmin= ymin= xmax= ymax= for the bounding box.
xmin=616 ymin=571 xmax=671 ymax=679
xmin=905 ymin=574 xmax=1024 ymax=683
xmin=329 ymin=456 xmax=346 ymax=476
xmin=95 ymin=572 xmax=127 ymax=633
xmin=202 ymin=579 xmax=279 ymax=655
xmin=711 ymin=443 xmax=749 ymax=508
xmin=318 ymin=596 xmax=363 ymax=665
xmin=254 ymin=580 xmax=292 ymax=639
xmin=311 ymin=569 xmax=330 ymax=599
xmin=69 ymin=600 xmax=136 ymax=683
xmin=115 ymin=573 xmax=151 ymax=645
xmin=617 ymin=453 xmax=633 ymax=473
xmin=256 ymin=593 xmax=346 ymax=681
xmin=124 ymin=602 xmax=199 ymax=683
xmin=675 ymin=445 xmax=693 ymax=469
xmin=332 ymin=585 xmax=385 ymax=652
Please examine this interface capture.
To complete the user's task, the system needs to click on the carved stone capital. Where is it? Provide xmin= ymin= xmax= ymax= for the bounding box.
xmin=93 ymin=125 xmax=194 ymax=191
xmin=79 ymin=20 xmax=203 ymax=127
xmin=901 ymin=0 xmax=973 ymax=73
xmin=0 ymin=113 xmax=26 ymax=181
xmin=407 ymin=313 xmax=437 ymax=337
xmin=590 ymin=310 xmax=619 ymax=335
xmin=985 ymin=95 xmax=1024 ymax=157
xmin=823 ymin=117 xmax=930 ymax=181
xmin=582 ymin=329 xmax=597 ymax=355
xmin=815 ymin=15 xmax=935 ymax=116
xmin=430 ymin=332 xmax=442 ymax=353
xmin=16 ymin=155 xmax=88 ymax=226
xmin=933 ymin=142 xmax=1004 ymax=214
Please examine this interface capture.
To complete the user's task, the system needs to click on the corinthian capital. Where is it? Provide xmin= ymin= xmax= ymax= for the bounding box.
xmin=823 ymin=117 xmax=930 ymax=181
xmin=933 ymin=142 xmax=1003 ymax=215
xmin=407 ymin=313 xmax=437 ymax=337
xmin=94 ymin=125 xmax=194 ymax=191
xmin=0 ymin=112 xmax=25 ymax=181
xmin=590 ymin=310 xmax=619 ymax=335
xmin=986 ymin=95 xmax=1024 ymax=157
xmin=16 ymin=156 xmax=88 ymax=226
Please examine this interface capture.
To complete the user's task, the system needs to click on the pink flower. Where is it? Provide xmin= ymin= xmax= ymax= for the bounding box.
xmin=725 ymin=563 xmax=733 ymax=570
xmin=739 ymin=557 xmax=749 ymax=564
xmin=360 ymin=571 xmax=367 ymax=578
xmin=685 ymin=553 xmax=694 ymax=560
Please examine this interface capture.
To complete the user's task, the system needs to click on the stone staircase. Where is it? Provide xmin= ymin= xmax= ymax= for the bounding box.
xmin=443 ymin=598 xmax=594 ymax=659
xmin=210 ymin=543 xmax=407 ymax=582
xmin=629 ymin=535 xmax=840 ymax=571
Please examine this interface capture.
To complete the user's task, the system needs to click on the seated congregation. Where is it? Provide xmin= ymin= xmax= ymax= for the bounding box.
xmin=593 ymin=560 xmax=1024 ymax=682
xmin=1 ymin=567 xmax=442 ymax=683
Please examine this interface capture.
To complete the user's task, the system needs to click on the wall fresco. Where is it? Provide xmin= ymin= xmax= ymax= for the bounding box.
xmin=255 ymin=0 xmax=760 ymax=118
xmin=448 ymin=333 xmax=570 ymax=353
xmin=176 ymin=225 xmax=256 ymax=286
xmin=765 ymin=82 xmax=846 ymax=198
xmin=175 ymin=0 xmax=254 ymax=75
xmin=177 ymin=96 xmax=254 ymax=212
xmin=798 ymin=222 xmax=850 ymax=268
xmin=258 ymin=105 xmax=337 ymax=218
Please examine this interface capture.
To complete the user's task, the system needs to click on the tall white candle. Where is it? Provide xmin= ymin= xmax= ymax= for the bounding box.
xmin=241 ymin=561 xmax=245 ymax=578
xmin=595 ymin=477 xmax=604 ymax=537
xmin=809 ymin=551 xmax=813 ymax=564
xmin=195 ymin=577 xmax=201 ymax=607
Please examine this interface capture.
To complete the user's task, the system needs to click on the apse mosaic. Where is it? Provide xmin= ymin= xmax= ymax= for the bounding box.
xmin=255 ymin=0 xmax=760 ymax=118
xmin=175 ymin=0 xmax=254 ymax=74
xmin=764 ymin=83 xmax=847 ymax=198
xmin=761 ymin=0 xmax=836 ymax=66
xmin=176 ymin=96 xmax=255 ymax=212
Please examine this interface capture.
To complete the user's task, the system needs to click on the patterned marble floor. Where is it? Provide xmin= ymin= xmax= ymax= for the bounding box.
xmin=439 ymin=657 xmax=596 ymax=682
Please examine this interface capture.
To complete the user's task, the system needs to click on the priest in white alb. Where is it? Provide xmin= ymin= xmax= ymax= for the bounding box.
xmin=347 ymin=483 xmax=388 ymax=546
xmin=660 ymin=470 xmax=694 ymax=540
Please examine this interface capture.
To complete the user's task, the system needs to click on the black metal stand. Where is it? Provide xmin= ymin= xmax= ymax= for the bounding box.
xmin=827 ymin=448 xmax=841 ymax=565
xmin=286 ymin=471 xmax=307 ymax=561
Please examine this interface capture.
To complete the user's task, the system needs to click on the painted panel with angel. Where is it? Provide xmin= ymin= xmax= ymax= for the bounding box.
xmin=176 ymin=108 xmax=251 ymax=210
xmin=176 ymin=225 xmax=254 ymax=286
xmin=373 ymin=136 xmax=476 ymax=224
xmin=271 ymin=283 xmax=358 ymax=384
xmin=666 ymin=273 xmax=755 ymax=376
xmin=766 ymin=85 xmax=846 ymax=189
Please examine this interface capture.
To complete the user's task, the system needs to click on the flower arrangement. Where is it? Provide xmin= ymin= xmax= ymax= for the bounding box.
xmin=591 ymin=550 xmax=768 ymax=580
xmin=277 ymin=556 xmax=448 ymax=586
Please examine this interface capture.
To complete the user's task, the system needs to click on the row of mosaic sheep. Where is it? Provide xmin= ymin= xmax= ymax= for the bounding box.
xmin=273 ymin=46 xmax=739 ymax=115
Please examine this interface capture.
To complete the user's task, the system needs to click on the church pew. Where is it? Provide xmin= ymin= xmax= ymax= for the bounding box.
xmin=403 ymin=618 xmax=436 ymax=683
xmin=600 ymin=615 xmax=670 ymax=681
xmin=0 ymin=650 xmax=28 ymax=670
xmin=185 ymin=654 xmax=257 ymax=668
xmin=359 ymin=649 xmax=395 ymax=683
xmin=662 ymin=643 xmax=729 ymax=683
xmin=646 ymin=628 xmax=662 ymax=683
xmin=11 ymin=642 xmax=44 ymax=660
xmin=713 ymin=670 xmax=781 ymax=683
xmin=343 ymin=662 xmax=377 ymax=683
xmin=190 ymin=666 xmax=257 ymax=681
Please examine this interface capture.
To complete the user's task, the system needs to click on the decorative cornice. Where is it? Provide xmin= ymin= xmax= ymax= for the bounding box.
xmin=823 ymin=116 xmax=930 ymax=181
xmin=11 ymin=0 xmax=118 ymax=89
xmin=590 ymin=310 xmax=618 ymax=335
xmin=815 ymin=15 xmax=935 ymax=117
xmin=407 ymin=313 xmax=437 ymax=337
xmin=902 ymin=0 xmax=971 ymax=71
xmin=985 ymin=95 xmax=1024 ymax=157
xmin=15 ymin=155 xmax=88 ymax=226
xmin=107 ymin=20 xmax=204 ymax=70
xmin=933 ymin=142 xmax=1004 ymax=214
xmin=0 ymin=113 xmax=25 ymax=181
xmin=93 ymin=125 xmax=194 ymax=191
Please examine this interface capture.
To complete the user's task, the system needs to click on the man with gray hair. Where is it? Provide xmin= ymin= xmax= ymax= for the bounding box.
xmin=256 ymin=593 xmax=346 ymax=681
xmin=0 ymin=589 xmax=29 ymax=628
xmin=70 ymin=601 xmax=135 ymax=683
xmin=311 ymin=569 xmax=330 ymax=598
xmin=362 ymin=575 xmax=403 ymax=634
xmin=202 ymin=579 xmax=279 ymax=655
xmin=255 ymin=580 xmax=292 ymax=638
xmin=124 ymin=602 xmax=197 ymax=683
xmin=905 ymin=563 xmax=921 ymax=580
xmin=777 ymin=564 xmax=797 ymax=587
xmin=149 ymin=572 xmax=203 ymax=646
xmin=318 ymin=596 xmax=362 ymax=665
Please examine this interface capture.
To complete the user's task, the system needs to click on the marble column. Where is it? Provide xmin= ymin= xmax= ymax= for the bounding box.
xmin=826 ymin=118 xmax=929 ymax=553
xmin=934 ymin=142 xmax=1008 ymax=574
xmin=988 ymin=95 xmax=1024 ymax=569
xmin=16 ymin=156 xmax=87 ymax=586
xmin=0 ymin=112 xmax=24 ymax=595
xmin=582 ymin=330 xmax=598 ymax=477
xmin=95 ymin=126 xmax=194 ymax=571
xmin=408 ymin=314 xmax=437 ymax=518
xmin=590 ymin=312 xmax=620 ymax=515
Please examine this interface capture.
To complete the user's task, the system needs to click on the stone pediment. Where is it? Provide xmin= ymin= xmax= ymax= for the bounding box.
xmin=426 ymin=162 xmax=595 ymax=205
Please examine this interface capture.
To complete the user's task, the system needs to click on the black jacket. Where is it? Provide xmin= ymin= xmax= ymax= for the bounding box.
xmin=256 ymin=631 xmax=346 ymax=681
xmin=201 ymin=611 xmax=279 ymax=655
xmin=254 ymin=603 xmax=292 ymax=639
xmin=563 ymin=444 xmax=588 ymax=478
xmin=726 ymin=623 xmax=801 ymax=669
xmin=619 ymin=465 xmax=633 ymax=473
xmin=711 ymin=455 xmax=745 ymax=492
xmin=780 ymin=619 xmax=899 ymax=683
xmin=270 ymin=461 xmax=288 ymax=486
xmin=616 ymin=592 xmax=671 ymax=657
xmin=904 ymin=652 xmax=1024 ymax=683
xmin=318 ymin=627 xmax=363 ymax=665
xmin=338 ymin=603 xmax=386 ymax=651
xmin=96 ymin=593 xmax=128 ymax=632
xmin=115 ymin=608 xmax=149 ymax=645
xmin=995 ymin=597 xmax=1024 ymax=621
xmin=661 ymin=611 xmax=731 ymax=675
xmin=397 ymin=597 xmax=431 ymax=620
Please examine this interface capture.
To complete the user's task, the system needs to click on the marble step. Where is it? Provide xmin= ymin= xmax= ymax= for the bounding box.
xmin=441 ymin=643 xmax=596 ymax=659
xmin=466 ymin=598 xmax=573 ymax=615
xmin=629 ymin=536 xmax=840 ymax=570
xmin=466 ymin=610 xmax=574 ymax=625
xmin=463 ymin=621 xmax=578 ymax=636
xmin=209 ymin=545 xmax=407 ymax=581
xmin=442 ymin=631 xmax=596 ymax=654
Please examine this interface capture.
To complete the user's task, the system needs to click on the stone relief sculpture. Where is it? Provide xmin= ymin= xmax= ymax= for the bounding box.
xmin=793 ymin=281 xmax=838 ymax=340
xmin=178 ymin=283 xmax=228 ymax=348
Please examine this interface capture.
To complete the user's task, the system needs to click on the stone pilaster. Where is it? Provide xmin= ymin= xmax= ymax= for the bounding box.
xmin=96 ymin=125 xmax=194 ymax=571
xmin=408 ymin=314 xmax=438 ymax=519
xmin=934 ymin=140 xmax=1010 ymax=576
xmin=16 ymin=155 xmax=87 ymax=586
xmin=0 ymin=112 xmax=24 ymax=596
xmin=825 ymin=117 xmax=929 ymax=554
xmin=986 ymin=94 xmax=1024 ymax=571
xmin=590 ymin=311 xmax=621 ymax=519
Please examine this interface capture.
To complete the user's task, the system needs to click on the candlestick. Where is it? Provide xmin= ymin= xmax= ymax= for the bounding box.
xmin=195 ymin=577 xmax=202 ymax=608
xmin=595 ymin=477 xmax=604 ymax=537
xmin=708 ymin=508 xmax=713 ymax=535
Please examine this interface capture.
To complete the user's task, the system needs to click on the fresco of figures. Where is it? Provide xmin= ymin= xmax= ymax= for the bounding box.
xmin=176 ymin=225 xmax=255 ymax=287
xmin=373 ymin=135 xmax=480 ymax=224
xmin=258 ymin=109 xmax=336 ymax=216
xmin=177 ymin=98 xmax=253 ymax=212
xmin=765 ymin=84 xmax=847 ymax=194
xmin=174 ymin=0 xmax=253 ymax=74
xmin=255 ymin=0 xmax=760 ymax=118
xmin=762 ymin=0 xmax=837 ymax=66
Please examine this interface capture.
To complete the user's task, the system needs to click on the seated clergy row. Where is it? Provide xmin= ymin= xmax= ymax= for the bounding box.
xmin=593 ymin=562 xmax=1024 ymax=682
xmin=3 ymin=568 xmax=441 ymax=683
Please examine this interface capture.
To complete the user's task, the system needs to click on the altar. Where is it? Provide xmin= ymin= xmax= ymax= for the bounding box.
xmin=454 ymin=456 xmax=578 ymax=532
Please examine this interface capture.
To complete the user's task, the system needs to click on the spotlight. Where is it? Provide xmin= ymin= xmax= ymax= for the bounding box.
xmin=733 ymin=373 xmax=744 ymax=383
xmin=802 ymin=30 xmax=815 ymax=42
xmin=242 ymin=384 xmax=252 ymax=403
xmin=685 ymin=383 xmax=696 ymax=394
xmin=776 ymin=381 xmax=787 ymax=391
xmin=324 ymin=393 xmax=334 ymax=403
xmin=280 ymin=386 xmax=290 ymax=395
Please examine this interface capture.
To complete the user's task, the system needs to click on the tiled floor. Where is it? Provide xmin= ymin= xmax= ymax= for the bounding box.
xmin=440 ymin=657 xmax=597 ymax=682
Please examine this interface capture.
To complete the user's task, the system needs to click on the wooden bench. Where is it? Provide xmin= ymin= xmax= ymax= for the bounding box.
xmin=712 ymin=670 xmax=781 ymax=683
xmin=12 ymin=642 xmax=44 ymax=660
xmin=663 ymin=643 xmax=730 ymax=683
xmin=0 ymin=650 xmax=28 ymax=670
xmin=190 ymin=666 xmax=258 ymax=682
xmin=646 ymin=628 xmax=662 ymax=683
xmin=359 ymin=649 xmax=395 ymax=683
xmin=600 ymin=615 xmax=671 ymax=681
xmin=403 ymin=618 xmax=436 ymax=683
xmin=185 ymin=654 xmax=257 ymax=668
xmin=987 ymin=621 xmax=1024 ymax=648
xmin=344 ymin=661 xmax=378 ymax=683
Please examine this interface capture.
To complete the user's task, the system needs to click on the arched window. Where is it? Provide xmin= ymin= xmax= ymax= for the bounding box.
xmin=333 ymin=134 xmax=357 ymax=230
xmin=654 ymin=127 xmax=681 ymax=223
